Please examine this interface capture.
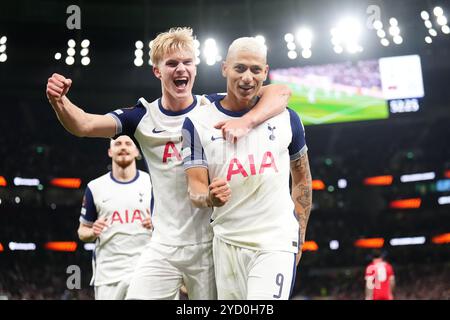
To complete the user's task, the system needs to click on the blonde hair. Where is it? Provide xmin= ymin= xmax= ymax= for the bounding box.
xmin=150 ymin=27 xmax=195 ymax=66
xmin=226 ymin=37 xmax=267 ymax=62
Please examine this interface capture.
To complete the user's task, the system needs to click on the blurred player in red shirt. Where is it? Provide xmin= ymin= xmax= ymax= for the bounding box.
xmin=365 ymin=250 xmax=395 ymax=300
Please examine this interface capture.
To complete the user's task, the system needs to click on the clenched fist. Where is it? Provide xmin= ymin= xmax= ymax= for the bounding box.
xmin=46 ymin=73 xmax=72 ymax=103
xmin=208 ymin=177 xmax=231 ymax=207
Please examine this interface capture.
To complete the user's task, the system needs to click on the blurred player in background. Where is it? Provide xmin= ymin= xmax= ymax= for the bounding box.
xmin=182 ymin=37 xmax=312 ymax=299
xmin=365 ymin=249 xmax=395 ymax=300
xmin=77 ymin=135 xmax=153 ymax=300
xmin=46 ymin=27 xmax=291 ymax=299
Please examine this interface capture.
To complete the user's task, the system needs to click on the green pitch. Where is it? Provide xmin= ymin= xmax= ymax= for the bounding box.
xmin=281 ymin=83 xmax=389 ymax=126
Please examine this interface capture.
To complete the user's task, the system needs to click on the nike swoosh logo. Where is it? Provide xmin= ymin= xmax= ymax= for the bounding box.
xmin=211 ymin=136 xmax=224 ymax=141
xmin=152 ymin=128 xmax=166 ymax=134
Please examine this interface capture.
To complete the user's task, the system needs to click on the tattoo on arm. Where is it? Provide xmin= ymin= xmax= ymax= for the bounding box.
xmin=291 ymin=154 xmax=312 ymax=246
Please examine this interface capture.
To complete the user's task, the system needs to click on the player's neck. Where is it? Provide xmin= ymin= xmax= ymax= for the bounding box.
xmin=160 ymin=93 xmax=194 ymax=112
xmin=221 ymin=93 xmax=257 ymax=113
xmin=111 ymin=163 xmax=137 ymax=182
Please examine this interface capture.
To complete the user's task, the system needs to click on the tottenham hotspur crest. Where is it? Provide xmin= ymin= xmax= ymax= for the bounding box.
xmin=267 ymin=123 xmax=276 ymax=141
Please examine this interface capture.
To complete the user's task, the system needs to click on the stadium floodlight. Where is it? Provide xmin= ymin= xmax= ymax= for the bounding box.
xmin=67 ymin=39 xmax=76 ymax=48
xmin=148 ymin=40 xmax=154 ymax=49
xmin=389 ymin=17 xmax=398 ymax=26
xmin=65 ymin=56 xmax=74 ymax=65
xmin=80 ymin=48 xmax=89 ymax=56
xmin=296 ymin=28 xmax=313 ymax=49
xmin=437 ymin=15 xmax=448 ymax=26
xmin=332 ymin=17 xmax=363 ymax=54
xmin=329 ymin=240 xmax=339 ymax=250
xmin=373 ymin=20 xmax=383 ymax=30
xmin=425 ymin=36 xmax=433 ymax=43
xmin=393 ymin=35 xmax=403 ymax=44
xmin=442 ymin=25 xmax=450 ymax=34
xmin=135 ymin=40 xmax=143 ymax=49
xmin=287 ymin=50 xmax=297 ymax=59
xmin=433 ymin=6 xmax=444 ymax=17
xmin=301 ymin=48 xmax=312 ymax=59
xmin=81 ymin=39 xmax=90 ymax=48
xmin=195 ymin=57 xmax=200 ymax=65
xmin=333 ymin=45 xmax=343 ymax=54
xmin=14 ymin=196 xmax=20 ymax=204
xmin=284 ymin=33 xmax=294 ymax=43
xmin=81 ymin=57 xmax=90 ymax=66
xmin=429 ymin=28 xmax=438 ymax=37
xmin=0 ymin=44 xmax=5 ymax=53
xmin=54 ymin=52 xmax=62 ymax=60
xmin=67 ymin=47 xmax=76 ymax=56
xmin=134 ymin=49 xmax=143 ymax=58
xmin=381 ymin=38 xmax=390 ymax=46
xmin=0 ymin=53 xmax=7 ymax=62
xmin=424 ymin=20 xmax=433 ymax=29
xmin=193 ymin=39 xmax=200 ymax=49
xmin=255 ymin=35 xmax=266 ymax=44
xmin=0 ymin=36 xmax=6 ymax=45
xmin=377 ymin=29 xmax=386 ymax=38
xmin=134 ymin=58 xmax=143 ymax=67
xmin=389 ymin=25 xmax=400 ymax=37
xmin=421 ymin=11 xmax=430 ymax=20
xmin=13 ymin=177 xmax=40 ymax=186
xmin=203 ymin=38 xmax=220 ymax=66
xmin=287 ymin=42 xmax=296 ymax=50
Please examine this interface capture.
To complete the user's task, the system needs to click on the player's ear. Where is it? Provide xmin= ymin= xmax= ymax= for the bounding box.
xmin=263 ymin=64 xmax=269 ymax=82
xmin=108 ymin=148 xmax=113 ymax=158
xmin=221 ymin=61 xmax=227 ymax=78
xmin=153 ymin=65 xmax=161 ymax=79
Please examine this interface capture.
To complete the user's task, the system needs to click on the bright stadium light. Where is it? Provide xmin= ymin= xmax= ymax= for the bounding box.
xmin=429 ymin=28 xmax=438 ymax=37
xmin=331 ymin=17 xmax=363 ymax=54
xmin=134 ymin=49 xmax=143 ymax=58
xmin=0 ymin=53 xmax=6 ymax=63
xmin=9 ymin=242 xmax=36 ymax=251
xmin=442 ymin=25 xmax=450 ymax=34
xmin=287 ymin=42 xmax=296 ymax=50
xmin=0 ymin=44 xmax=5 ymax=53
xmin=255 ymin=35 xmax=266 ymax=44
xmin=296 ymin=28 xmax=313 ymax=49
xmin=0 ymin=36 xmax=6 ymax=45
xmin=284 ymin=33 xmax=294 ymax=43
xmin=373 ymin=20 xmax=383 ymax=30
xmin=389 ymin=25 xmax=400 ymax=37
xmin=438 ymin=196 xmax=450 ymax=205
xmin=333 ymin=45 xmax=343 ymax=53
xmin=135 ymin=40 xmax=143 ymax=49
xmin=389 ymin=17 xmax=398 ymax=26
xmin=421 ymin=11 xmax=430 ymax=20
xmin=338 ymin=179 xmax=347 ymax=189
xmin=425 ymin=36 xmax=433 ymax=43
xmin=377 ymin=29 xmax=386 ymax=38
xmin=203 ymin=38 xmax=220 ymax=66
xmin=433 ymin=6 xmax=444 ymax=17
xmin=80 ymin=48 xmax=89 ymax=56
xmin=14 ymin=196 xmax=20 ymax=204
xmin=393 ymin=35 xmax=403 ymax=44
xmin=329 ymin=240 xmax=339 ymax=250
xmin=301 ymin=48 xmax=312 ymax=59
xmin=134 ymin=58 xmax=143 ymax=67
xmin=67 ymin=47 xmax=75 ymax=56
xmin=81 ymin=57 xmax=90 ymax=66
xmin=381 ymin=38 xmax=390 ymax=46
xmin=67 ymin=39 xmax=76 ymax=48
xmin=425 ymin=20 xmax=433 ymax=28
xmin=437 ymin=15 xmax=448 ymax=26
xmin=389 ymin=236 xmax=426 ymax=246
xmin=54 ymin=52 xmax=62 ymax=60
xmin=148 ymin=40 xmax=154 ymax=49
xmin=193 ymin=39 xmax=200 ymax=49
xmin=287 ymin=50 xmax=297 ymax=59
xmin=65 ymin=56 xmax=75 ymax=65
xmin=81 ymin=39 xmax=90 ymax=48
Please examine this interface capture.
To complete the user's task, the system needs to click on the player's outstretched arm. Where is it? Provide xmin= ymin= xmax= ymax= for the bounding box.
xmin=46 ymin=73 xmax=117 ymax=138
xmin=185 ymin=168 xmax=231 ymax=208
xmin=290 ymin=152 xmax=312 ymax=265
xmin=215 ymin=84 xmax=291 ymax=142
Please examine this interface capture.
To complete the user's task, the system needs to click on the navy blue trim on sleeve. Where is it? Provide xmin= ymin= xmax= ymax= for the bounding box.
xmin=79 ymin=187 xmax=97 ymax=225
xmin=181 ymin=117 xmax=208 ymax=169
xmin=203 ymin=93 xmax=226 ymax=103
xmin=108 ymin=101 xmax=147 ymax=138
xmin=287 ymin=108 xmax=307 ymax=161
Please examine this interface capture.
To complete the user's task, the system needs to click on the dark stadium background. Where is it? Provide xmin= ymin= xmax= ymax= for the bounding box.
xmin=0 ymin=0 xmax=449 ymax=300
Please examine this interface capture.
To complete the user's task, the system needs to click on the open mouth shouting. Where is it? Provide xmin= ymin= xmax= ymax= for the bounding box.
xmin=174 ymin=77 xmax=189 ymax=90
xmin=238 ymin=84 xmax=255 ymax=95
